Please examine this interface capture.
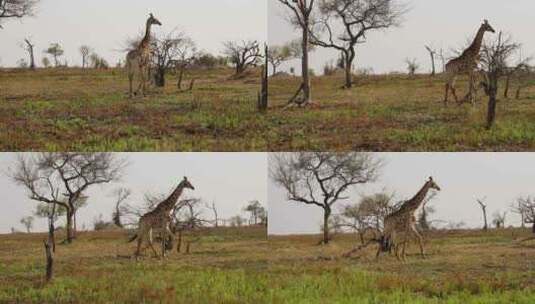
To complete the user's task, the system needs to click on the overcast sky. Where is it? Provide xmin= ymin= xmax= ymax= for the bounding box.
xmin=0 ymin=0 xmax=267 ymax=67
xmin=269 ymin=0 xmax=535 ymax=74
xmin=0 ymin=153 xmax=267 ymax=234
xmin=269 ymin=153 xmax=532 ymax=235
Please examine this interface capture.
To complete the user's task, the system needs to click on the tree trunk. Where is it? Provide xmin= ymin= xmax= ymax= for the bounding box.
xmin=504 ymin=74 xmax=511 ymax=98
xmin=65 ymin=209 xmax=74 ymax=243
xmin=301 ymin=23 xmax=311 ymax=104
xmin=43 ymin=240 xmax=54 ymax=283
xmin=322 ymin=207 xmax=331 ymax=244
xmin=483 ymin=208 xmax=488 ymax=231
xmin=155 ymin=68 xmax=165 ymax=87
xmin=29 ymin=48 xmax=35 ymax=70
xmin=177 ymin=67 xmax=184 ymax=90
xmin=344 ymin=49 xmax=355 ymax=89
xmin=532 ymin=222 xmax=535 ymax=234
xmin=429 ymin=53 xmax=435 ymax=76
xmin=271 ymin=63 xmax=277 ymax=76
xmin=486 ymin=85 xmax=498 ymax=129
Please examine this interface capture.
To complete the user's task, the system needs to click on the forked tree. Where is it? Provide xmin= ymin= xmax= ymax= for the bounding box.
xmin=11 ymin=153 xmax=126 ymax=243
xmin=476 ymin=197 xmax=488 ymax=231
xmin=479 ymin=32 xmax=526 ymax=129
xmin=270 ymin=152 xmax=382 ymax=244
xmin=278 ymin=0 xmax=315 ymax=106
xmin=223 ymin=40 xmax=262 ymax=75
xmin=424 ymin=45 xmax=437 ymax=76
xmin=21 ymin=38 xmax=35 ymax=69
xmin=79 ymin=45 xmax=91 ymax=69
xmin=310 ymin=0 xmax=406 ymax=88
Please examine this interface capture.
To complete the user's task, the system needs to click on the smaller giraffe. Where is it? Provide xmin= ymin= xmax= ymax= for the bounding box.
xmin=378 ymin=177 xmax=441 ymax=261
xmin=444 ymin=20 xmax=495 ymax=105
xmin=132 ymin=177 xmax=194 ymax=259
xmin=126 ymin=13 xmax=162 ymax=98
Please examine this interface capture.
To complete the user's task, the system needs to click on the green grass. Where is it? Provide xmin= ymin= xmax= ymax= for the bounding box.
xmin=2 ymin=68 xmax=535 ymax=151
xmin=1 ymin=227 xmax=534 ymax=303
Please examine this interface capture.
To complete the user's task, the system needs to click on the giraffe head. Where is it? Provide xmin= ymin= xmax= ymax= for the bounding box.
xmin=481 ymin=20 xmax=495 ymax=34
xmin=427 ymin=177 xmax=441 ymax=191
xmin=148 ymin=13 xmax=162 ymax=27
xmin=180 ymin=176 xmax=195 ymax=190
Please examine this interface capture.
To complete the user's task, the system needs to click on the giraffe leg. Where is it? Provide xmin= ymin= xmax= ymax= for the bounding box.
xmin=401 ymin=231 xmax=409 ymax=261
xmin=411 ymin=225 xmax=426 ymax=258
xmin=450 ymin=77 xmax=460 ymax=104
xmin=128 ymin=70 xmax=134 ymax=99
xmin=147 ymin=228 xmax=159 ymax=258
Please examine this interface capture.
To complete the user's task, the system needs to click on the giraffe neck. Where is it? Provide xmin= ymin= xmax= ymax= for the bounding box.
xmin=153 ymin=183 xmax=185 ymax=214
xmin=464 ymin=26 xmax=486 ymax=58
xmin=139 ymin=20 xmax=152 ymax=51
xmin=399 ymin=182 xmax=432 ymax=213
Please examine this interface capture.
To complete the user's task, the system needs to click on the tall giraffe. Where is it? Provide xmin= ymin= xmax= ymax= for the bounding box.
xmin=132 ymin=177 xmax=194 ymax=258
xmin=377 ymin=177 xmax=441 ymax=261
xmin=444 ymin=20 xmax=495 ymax=105
xmin=126 ymin=13 xmax=162 ymax=98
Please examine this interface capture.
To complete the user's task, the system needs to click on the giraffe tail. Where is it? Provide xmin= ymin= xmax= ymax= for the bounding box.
xmin=127 ymin=234 xmax=138 ymax=243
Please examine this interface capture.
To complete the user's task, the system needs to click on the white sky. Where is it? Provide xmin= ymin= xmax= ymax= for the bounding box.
xmin=269 ymin=0 xmax=535 ymax=74
xmin=269 ymin=153 xmax=532 ymax=235
xmin=0 ymin=0 xmax=267 ymax=67
xmin=0 ymin=153 xmax=268 ymax=234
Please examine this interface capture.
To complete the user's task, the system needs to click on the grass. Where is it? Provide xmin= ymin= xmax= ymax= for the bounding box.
xmin=2 ymin=227 xmax=534 ymax=303
xmin=2 ymin=68 xmax=535 ymax=151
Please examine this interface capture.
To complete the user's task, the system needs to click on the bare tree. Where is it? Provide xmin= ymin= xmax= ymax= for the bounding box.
xmin=515 ymin=196 xmax=535 ymax=234
xmin=278 ymin=0 xmax=315 ymax=106
xmin=0 ymin=0 xmax=38 ymax=28
xmin=340 ymin=192 xmax=395 ymax=245
xmin=110 ymin=187 xmax=131 ymax=228
xmin=20 ymin=215 xmax=34 ymax=233
xmin=479 ymin=32 xmax=526 ymax=129
xmin=424 ymin=45 xmax=437 ymax=76
xmin=207 ymin=201 xmax=219 ymax=227
xmin=79 ymin=45 xmax=91 ymax=69
xmin=89 ymin=52 xmax=109 ymax=69
xmin=492 ymin=211 xmax=507 ymax=229
xmin=310 ymin=0 xmax=406 ymax=88
xmin=21 ymin=38 xmax=35 ymax=69
xmin=10 ymin=153 xmax=127 ymax=243
xmin=148 ymin=30 xmax=197 ymax=87
xmin=267 ymin=44 xmax=293 ymax=76
xmin=405 ymin=58 xmax=419 ymax=77
xmin=44 ymin=43 xmax=64 ymax=67
xmin=270 ymin=152 xmax=382 ymax=244
xmin=222 ymin=40 xmax=262 ymax=75
xmin=476 ymin=197 xmax=488 ymax=231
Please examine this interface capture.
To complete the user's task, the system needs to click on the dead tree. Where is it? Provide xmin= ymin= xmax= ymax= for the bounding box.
xmin=479 ymin=32 xmax=526 ymax=129
xmin=222 ymin=40 xmax=262 ymax=75
xmin=110 ymin=187 xmax=131 ymax=228
xmin=43 ymin=202 xmax=56 ymax=283
xmin=476 ymin=197 xmax=488 ymax=231
xmin=310 ymin=0 xmax=406 ymax=88
xmin=278 ymin=0 xmax=315 ymax=106
xmin=516 ymin=196 xmax=535 ymax=234
xmin=405 ymin=58 xmax=419 ymax=77
xmin=270 ymin=152 xmax=382 ymax=245
xmin=11 ymin=153 xmax=126 ymax=243
xmin=257 ymin=44 xmax=269 ymax=112
xmin=492 ymin=211 xmax=507 ymax=229
xmin=0 ymin=0 xmax=38 ymax=29
xmin=425 ymin=45 xmax=437 ymax=76
xmin=79 ymin=45 xmax=91 ymax=69
xmin=22 ymin=38 xmax=35 ymax=69
xmin=207 ymin=201 xmax=219 ymax=227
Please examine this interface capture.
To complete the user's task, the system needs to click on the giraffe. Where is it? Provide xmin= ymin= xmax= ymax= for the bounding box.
xmin=377 ymin=177 xmax=441 ymax=261
xmin=132 ymin=177 xmax=194 ymax=259
xmin=444 ymin=20 xmax=495 ymax=105
xmin=126 ymin=13 xmax=162 ymax=98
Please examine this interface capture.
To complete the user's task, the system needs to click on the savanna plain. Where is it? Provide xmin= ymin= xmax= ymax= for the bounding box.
xmin=2 ymin=227 xmax=535 ymax=303
xmin=2 ymin=68 xmax=535 ymax=151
